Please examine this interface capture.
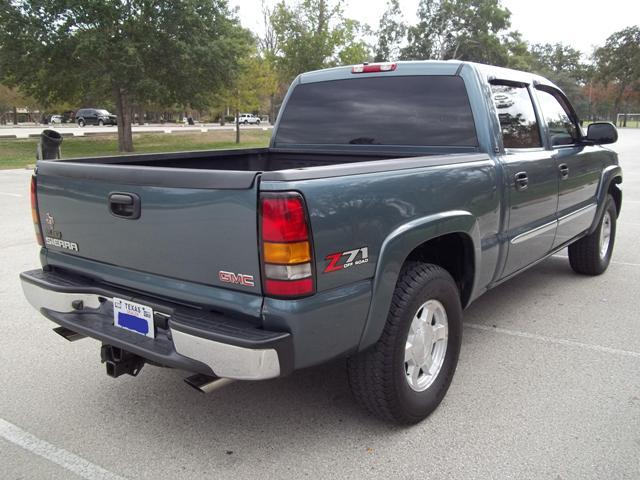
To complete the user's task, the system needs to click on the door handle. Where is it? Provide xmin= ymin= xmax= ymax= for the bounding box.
xmin=559 ymin=163 xmax=569 ymax=179
xmin=514 ymin=172 xmax=528 ymax=191
xmin=108 ymin=192 xmax=141 ymax=219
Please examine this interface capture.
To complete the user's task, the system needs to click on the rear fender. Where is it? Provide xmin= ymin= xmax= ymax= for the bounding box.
xmin=357 ymin=211 xmax=481 ymax=351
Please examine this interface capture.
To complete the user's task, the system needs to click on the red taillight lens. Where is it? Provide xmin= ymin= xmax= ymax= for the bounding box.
xmin=262 ymin=196 xmax=308 ymax=242
xmin=264 ymin=278 xmax=314 ymax=297
xmin=260 ymin=193 xmax=314 ymax=298
xmin=30 ymin=175 xmax=43 ymax=246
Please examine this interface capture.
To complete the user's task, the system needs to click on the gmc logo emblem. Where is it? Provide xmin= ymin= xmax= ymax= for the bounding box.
xmin=218 ymin=270 xmax=255 ymax=287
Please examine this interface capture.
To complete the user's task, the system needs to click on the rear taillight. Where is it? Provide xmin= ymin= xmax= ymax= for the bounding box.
xmin=30 ymin=175 xmax=43 ymax=246
xmin=260 ymin=193 xmax=314 ymax=298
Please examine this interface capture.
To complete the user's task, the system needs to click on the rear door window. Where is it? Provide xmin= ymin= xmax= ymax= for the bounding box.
xmin=491 ymin=83 xmax=542 ymax=149
xmin=274 ymin=75 xmax=478 ymax=147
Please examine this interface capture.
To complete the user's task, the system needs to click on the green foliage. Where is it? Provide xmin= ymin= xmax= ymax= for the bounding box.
xmin=593 ymin=26 xmax=640 ymax=111
xmin=401 ymin=0 xmax=511 ymax=64
xmin=374 ymin=0 xmax=407 ymax=62
xmin=530 ymin=43 xmax=585 ymax=80
xmin=0 ymin=0 xmax=251 ymax=151
xmin=216 ymin=51 xmax=279 ymax=142
xmin=270 ymin=0 xmax=371 ymax=81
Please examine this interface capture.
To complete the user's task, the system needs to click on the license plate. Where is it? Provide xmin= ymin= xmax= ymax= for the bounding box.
xmin=113 ymin=297 xmax=154 ymax=338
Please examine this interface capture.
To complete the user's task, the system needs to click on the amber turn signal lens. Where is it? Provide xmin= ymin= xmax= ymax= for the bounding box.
xmin=263 ymin=241 xmax=311 ymax=265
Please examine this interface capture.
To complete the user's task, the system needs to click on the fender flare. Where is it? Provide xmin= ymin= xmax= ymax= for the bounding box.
xmin=357 ymin=210 xmax=481 ymax=351
xmin=588 ymin=165 xmax=622 ymax=234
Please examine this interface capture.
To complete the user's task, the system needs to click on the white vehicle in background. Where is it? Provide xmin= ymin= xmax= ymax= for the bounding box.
xmin=237 ymin=113 xmax=261 ymax=125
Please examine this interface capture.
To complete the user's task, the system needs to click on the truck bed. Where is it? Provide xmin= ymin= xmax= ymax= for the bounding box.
xmin=56 ymin=148 xmax=400 ymax=171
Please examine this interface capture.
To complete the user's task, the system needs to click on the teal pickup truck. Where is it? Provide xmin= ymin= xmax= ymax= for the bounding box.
xmin=21 ymin=61 xmax=621 ymax=424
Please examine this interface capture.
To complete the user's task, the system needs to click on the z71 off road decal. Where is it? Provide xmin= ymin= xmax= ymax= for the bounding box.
xmin=324 ymin=247 xmax=369 ymax=273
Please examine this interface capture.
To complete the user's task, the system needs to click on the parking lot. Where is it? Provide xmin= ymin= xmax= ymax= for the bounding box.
xmin=1 ymin=131 xmax=639 ymax=479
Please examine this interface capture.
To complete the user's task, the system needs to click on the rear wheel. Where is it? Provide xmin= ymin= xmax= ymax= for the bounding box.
xmin=347 ymin=263 xmax=462 ymax=424
xmin=256 ymin=119 xmax=261 ymax=125
xmin=568 ymin=194 xmax=617 ymax=275
xmin=77 ymin=119 xmax=85 ymax=127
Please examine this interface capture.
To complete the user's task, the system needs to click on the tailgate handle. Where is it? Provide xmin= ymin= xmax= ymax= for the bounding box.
xmin=108 ymin=192 xmax=141 ymax=219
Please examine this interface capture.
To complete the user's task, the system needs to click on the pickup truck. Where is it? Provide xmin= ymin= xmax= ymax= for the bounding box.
xmin=237 ymin=113 xmax=261 ymax=125
xmin=21 ymin=61 xmax=622 ymax=424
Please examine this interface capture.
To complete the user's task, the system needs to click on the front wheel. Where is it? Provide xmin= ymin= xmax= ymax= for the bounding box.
xmin=568 ymin=194 xmax=617 ymax=275
xmin=98 ymin=119 xmax=104 ymax=126
xmin=348 ymin=263 xmax=462 ymax=424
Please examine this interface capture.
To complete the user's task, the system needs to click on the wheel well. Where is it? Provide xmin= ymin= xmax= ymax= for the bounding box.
xmin=404 ymin=232 xmax=475 ymax=307
xmin=608 ymin=177 xmax=622 ymax=217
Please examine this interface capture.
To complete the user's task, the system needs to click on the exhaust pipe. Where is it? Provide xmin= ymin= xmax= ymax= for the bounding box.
xmin=53 ymin=326 xmax=86 ymax=342
xmin=184 ymin=373 xmax=234 ymax=394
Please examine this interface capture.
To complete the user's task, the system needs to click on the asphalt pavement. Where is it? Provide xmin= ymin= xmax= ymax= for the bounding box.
xmin=0 ymin=131 xmax=639 ymax=479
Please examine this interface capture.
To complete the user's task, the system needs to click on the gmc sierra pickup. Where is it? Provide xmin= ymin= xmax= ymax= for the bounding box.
xmin=21 ymin=61 xmax=622 ymax=424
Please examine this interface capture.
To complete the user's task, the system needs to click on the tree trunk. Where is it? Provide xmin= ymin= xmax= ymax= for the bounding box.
xmin=13 ymin=106 xmax=18 ymax=125
xmin=235 ymin=106 xmax=240 ymax=144
xmin=113 ymin=86 xmax=134 ymax=152
xmin=269 ymin=94 xmax=276 ymax=125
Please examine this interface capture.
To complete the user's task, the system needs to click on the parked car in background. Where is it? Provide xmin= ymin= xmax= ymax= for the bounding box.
xmin=237 ymin=113 xmax=260 ymax=125
xmin=43 ymin=114 xmax=62 ymax=125
xmin=75 ymin=108 xmax=117 ymax=127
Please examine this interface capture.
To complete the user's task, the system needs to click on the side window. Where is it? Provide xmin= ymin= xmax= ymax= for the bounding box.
xmin=491 ymin=83 xmax=542 ymax=149
xmin=535 ymin=88 xmax=580 ymax=146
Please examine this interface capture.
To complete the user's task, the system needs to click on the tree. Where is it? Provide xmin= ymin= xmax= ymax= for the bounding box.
xmin=401 ymin=0 xmax=511 ymax=64
xmin=0 ymin=0 xmax=250 ymax=152
xmin=374 ymin=0 xmax=407 ymax=62
xmin=594 ymin=26 xmax=640 ymax=124
xmin=270 ymin=0 xmax=371 ymax=82
xmin=217 ymin=52 xmax=279 ymax=143
xmin=531 ymin=43 xmax=585 ymax=79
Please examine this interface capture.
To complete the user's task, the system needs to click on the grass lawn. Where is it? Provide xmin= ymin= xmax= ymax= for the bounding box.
xmin=0 ymin=129 xmax=272 ymax=169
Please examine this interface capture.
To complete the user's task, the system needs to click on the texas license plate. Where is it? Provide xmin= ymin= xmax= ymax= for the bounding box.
xmin=113 ymin=297 xmax=154 ymax=338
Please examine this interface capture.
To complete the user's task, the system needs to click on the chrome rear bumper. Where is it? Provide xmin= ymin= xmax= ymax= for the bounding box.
xmin=20 ymin=269 xmax=291 ymax=380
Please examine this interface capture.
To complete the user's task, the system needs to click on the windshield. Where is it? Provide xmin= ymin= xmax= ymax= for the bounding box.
xmin=274 ymin=75 xmax=477 ymax=147
xmin=97 ymin=109 xmax=110 ymax=115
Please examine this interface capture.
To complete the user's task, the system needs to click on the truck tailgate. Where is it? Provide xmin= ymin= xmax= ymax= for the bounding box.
xmin=35 ymin=163 xmax=262 ymax=294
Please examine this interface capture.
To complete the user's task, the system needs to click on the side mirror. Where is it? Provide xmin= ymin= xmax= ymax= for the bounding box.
xmin=586 ymin=122 xmax=618 ymax=145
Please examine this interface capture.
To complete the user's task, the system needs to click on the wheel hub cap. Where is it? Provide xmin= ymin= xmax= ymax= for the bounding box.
xmin=599 ymin=211 xmax=611 ymax=259
xmin=404 ymin=299 xmax=448 ymax=392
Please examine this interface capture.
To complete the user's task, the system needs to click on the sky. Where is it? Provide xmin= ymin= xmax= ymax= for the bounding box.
xmin=228 ymin=0 xmax=636 ymax=56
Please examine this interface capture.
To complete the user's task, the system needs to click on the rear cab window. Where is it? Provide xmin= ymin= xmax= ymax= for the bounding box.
xmin=274 ymin=76 xmax=478 ymax=148
xmin=490 ymin=83 xmax=542 ymax=149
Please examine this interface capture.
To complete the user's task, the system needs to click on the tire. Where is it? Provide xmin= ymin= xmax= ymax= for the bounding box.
xmin=98 ymin=119 xmax=104 ymax=126
xmin=243 ymin=120 xmax=248 ymax=125
xmin=347 ymin=263 xmax=462 ymax=424
xmin=77 ymin=119 xmax=85 ymax=127
xmin=568 ymin=194 xmax=617 ymax=275
xmin=256 ymin=119 xmax=260 ymax=125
